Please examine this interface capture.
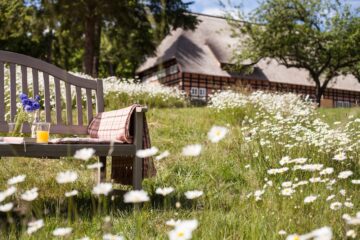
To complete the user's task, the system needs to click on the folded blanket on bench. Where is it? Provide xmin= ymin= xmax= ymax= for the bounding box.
xmin=53 ymin=104 xmax=156 ymax=184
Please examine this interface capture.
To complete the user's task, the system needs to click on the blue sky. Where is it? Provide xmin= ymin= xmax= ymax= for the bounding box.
xmin=190 ymin=0 xmax=360 ymax=16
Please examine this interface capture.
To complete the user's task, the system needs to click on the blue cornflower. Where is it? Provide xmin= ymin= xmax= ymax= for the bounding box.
xmin=24 ymin=105 xmax=33 ymax=112
xmin=19 ymin=92 xmax=41 ymax=113
xmin=19 ymin=93 xmax=28 ymax=100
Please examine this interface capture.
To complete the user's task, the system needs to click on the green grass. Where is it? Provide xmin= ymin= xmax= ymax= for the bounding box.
xmin=0 ymin=107 xmax=359 ymax=239
xmin=318 ymin=107 xmax=360 ymax=126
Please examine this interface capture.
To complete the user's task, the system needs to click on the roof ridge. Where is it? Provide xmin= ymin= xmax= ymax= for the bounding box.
xmin=186 ymin=11 xmax=253 ymax=25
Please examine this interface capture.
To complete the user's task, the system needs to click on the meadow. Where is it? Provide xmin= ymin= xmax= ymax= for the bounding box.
xmin=0 ymin=89 xmax=359 ymax=239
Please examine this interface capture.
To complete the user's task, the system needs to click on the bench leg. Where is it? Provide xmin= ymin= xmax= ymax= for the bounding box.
xmin=99 ymin=156 xmax=107 ymax=183
xmin=133 ymin=155 xmax=142 ymax=190
xmin=133 ymin=110 xmax=144 ymax=190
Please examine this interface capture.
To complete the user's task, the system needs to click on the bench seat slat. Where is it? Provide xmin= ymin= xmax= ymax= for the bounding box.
xmin=0 ymin=144 xmax=136 ymax=158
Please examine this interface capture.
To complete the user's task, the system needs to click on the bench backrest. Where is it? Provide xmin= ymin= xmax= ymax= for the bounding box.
xmin=0 ymin=50 xmax=104 ymax=135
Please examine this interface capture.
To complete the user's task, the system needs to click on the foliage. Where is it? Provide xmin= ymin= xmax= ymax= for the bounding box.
xmin=231 ymin=0 xmax=360 ymax=105
xmin=0 ymin=0 xmax=198 ymax=78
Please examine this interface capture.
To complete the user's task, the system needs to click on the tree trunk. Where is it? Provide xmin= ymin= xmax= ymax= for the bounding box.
xmin=84 ymin=14 xmax=102 ymax=77
xmin=92 ymin=19 xmax=102 ymax=78
xmin=84 ymin=15 xmax=96 ymax=76
xmin=314 ymin=77 xmax=324 ymax=107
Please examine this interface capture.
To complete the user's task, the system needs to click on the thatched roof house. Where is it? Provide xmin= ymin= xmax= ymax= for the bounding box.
xmin=137 ymin=14 xmax=360 ymax=107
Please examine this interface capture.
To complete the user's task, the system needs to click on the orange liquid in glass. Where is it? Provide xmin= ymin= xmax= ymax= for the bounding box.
xmin=36 ymin=130 xmax=49 ymax=143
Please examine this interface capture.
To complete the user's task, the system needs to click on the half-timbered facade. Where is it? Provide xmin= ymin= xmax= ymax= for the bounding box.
xmin=137 ymin=14 xmax=360 ymax=107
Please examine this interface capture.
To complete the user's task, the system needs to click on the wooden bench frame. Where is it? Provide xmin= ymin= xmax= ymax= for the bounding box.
xmin=0 ymin=50 xmax=145 ymax=189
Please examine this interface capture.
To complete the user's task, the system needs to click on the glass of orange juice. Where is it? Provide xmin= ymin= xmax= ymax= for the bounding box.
xmin=36 ymin=122 xmax=50 ymax=143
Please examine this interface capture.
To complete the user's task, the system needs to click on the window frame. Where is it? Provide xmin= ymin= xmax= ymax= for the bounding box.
xmin=190 ymin=87 xmax=199 ymax=96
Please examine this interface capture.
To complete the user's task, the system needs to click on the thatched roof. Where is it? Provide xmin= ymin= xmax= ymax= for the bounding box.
xmin=137 ymin=14 xmax=360 ymax=92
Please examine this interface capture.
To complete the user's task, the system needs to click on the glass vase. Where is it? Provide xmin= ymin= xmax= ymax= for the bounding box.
xmin=31 ymin=111 xmax=40 ymax=138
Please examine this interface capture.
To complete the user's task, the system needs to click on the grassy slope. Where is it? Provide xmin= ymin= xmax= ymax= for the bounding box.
xmin=0 ymin=107 xmax=359 ymax=239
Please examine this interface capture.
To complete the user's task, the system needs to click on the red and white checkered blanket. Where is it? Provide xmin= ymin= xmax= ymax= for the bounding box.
xmin=88 ymin=105 xmax=137 ymax=143
xmin=51 ymin=104 xmax=156 ymax=178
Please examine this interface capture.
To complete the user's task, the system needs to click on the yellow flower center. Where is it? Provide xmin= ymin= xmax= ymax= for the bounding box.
xmin=293 ymin=235 xmax=300 ymax=240
xmin=215 ymin=130 xmax=222 ymax=136
xmin=177 ymin=231 xmax=184 ymax=237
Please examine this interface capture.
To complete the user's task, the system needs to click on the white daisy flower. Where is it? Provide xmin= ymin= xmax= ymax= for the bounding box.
xmin=21 ymin=188 xmax=39 ymax=202
xmin=103 ymin=233 xmax=124 ymax=240
xmin=333 ymin=152 xmax=346 ymax=161
xmin=278 ymin=230 xmax=287 ymax=235
xmin=4 ymin=186 xmax=17 ymax=198
xmin=52 ymin=227 xmax=72 ymax=237
xmin=92 ymin=183 xmax=113 ymax=196
xmin=304 ymin=195 xmax=318 ymax=203
xmin=326 ymin=195 xmax=335 ymax=201
xmin=27 ymin=219 xmax=44 ymax=235
xmin=168 ymin=219 xmax=199 ymax=240
xmin=87 ymin=162 xmax=103 ymax=169
xmin=338 ymin=170 xmax=353 ymax=179
xmin=330 ymin=202 xmax=342 ymax=210
xmin=286 ymin=226 xmax=332 ymax=240
xmin=56 ymin=171 xmax=78 ymax=184
xmin=65 ymin=190 xmax=79 ymax=198
xmin=346 ymin=229 xmax=357 ymax=238
xmin=123 ymin=190 xmax=150 ymax=203
xmin=155 ymin=150 xmax=170 ymax=161
xmin=279 ymin=156 xmax=291 ymax=165
xmin=320 ymin=168 xmax=334 ymax=175
xmin=267 ymin=167 xmax=289 ymax=175
xmin=281 ymin=188 xmax=295 ymax=196
xmin=74 ymin=148 xmax=95 ymax=161
xmin=136 ymin=147 xmax=158 ymax=158
xmin=0 ymin=193 xmax=5 ymax=203
xmin=182 ymin=144 xmax=202 ymax=157
xmin=344 ymin=202 xmax=354 ymax=208
xmin=207 ymin=125 xmax=229 ymax=143
xmin=281 ymin=181 xmax=292 ymax=188
xmin=156 ymin=187 xmax=175 ymax=196
xmin=7 ymin=175 xmax=26 ymax=185
xmin=0 ymin=202 xmax=14 ymax=212
xmin=351 ymin=179 xmax=360 ymax=184
xmin=184 ymin=190 xmax=203 ymax=199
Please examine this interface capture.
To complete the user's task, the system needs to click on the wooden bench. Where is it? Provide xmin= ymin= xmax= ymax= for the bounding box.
xmin=0 ymin=50 xmax=146 ymax=189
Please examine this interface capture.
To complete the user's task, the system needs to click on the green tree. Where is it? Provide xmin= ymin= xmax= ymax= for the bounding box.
xmin=231 ymin=0 xmax=360 ymax=106
xmin=42 ymin=0 xmax=198 ymax=77
xmin=0 ymin=0 xmax=44 ymax=57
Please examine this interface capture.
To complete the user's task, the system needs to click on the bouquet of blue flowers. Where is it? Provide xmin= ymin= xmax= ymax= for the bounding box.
xmin=19 ymin=93 xmax=41 ymax=112
xmin=12 ymin=93 xmax=42 ymax=136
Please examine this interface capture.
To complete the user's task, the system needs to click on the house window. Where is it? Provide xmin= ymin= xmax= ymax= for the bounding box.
xmin=168 ymin=65 xmax=178 ymax=75
xmin=156 ymin=69 xmax=166 ymax=79
xmin=335 ymin=101 xmax=351 ymax=108
xmin=190 ymin=87 xmax=198 ymax=96
xmin=199 ymin=88 xmax=207 ymax=97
